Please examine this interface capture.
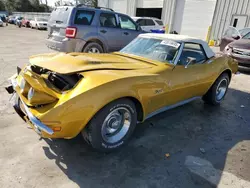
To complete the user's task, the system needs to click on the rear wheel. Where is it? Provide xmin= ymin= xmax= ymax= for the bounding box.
xmin=82 ymin=99 xmax=137 ymax=152
xmin=83 ymin=42 xmax=103 ymax=53
xmin=202 ymin=73 xmax=230 ymax=105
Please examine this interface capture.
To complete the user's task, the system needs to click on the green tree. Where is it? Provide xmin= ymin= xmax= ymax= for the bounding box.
xmin=78 ymin=0 xmax=97 ymax=7
xmin=15 ymin=0 xmax=33 ymax=12
xmin=0 ymin=0 xmax=6 ymax=11
xmin=4 ymin=0 xmax=16 ymax=12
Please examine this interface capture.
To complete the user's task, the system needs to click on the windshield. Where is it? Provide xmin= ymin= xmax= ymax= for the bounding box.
xmin=36 ymin=18 xmax=47 ymax=22
xmin=49 ymin=7 xmax=72 ymax=25
xmin=120 ymin=37 xmax=181 ymax=64
xmin=239 ymin=28 xmax=250 ymax=37
xmin=242 ymin=32 xmax=250 ymax=39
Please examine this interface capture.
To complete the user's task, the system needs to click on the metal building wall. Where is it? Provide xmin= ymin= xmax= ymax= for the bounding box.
xmin=210 ymin=0 xmax=250 ymax=41
xmin=181 ymin=0 xmax=216 ymax=39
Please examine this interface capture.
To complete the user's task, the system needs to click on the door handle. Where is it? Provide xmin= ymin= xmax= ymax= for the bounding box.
xmin=100 ymin=30 xmax=107 ymax=33
xmin=124 ymin=32 xmax=129 ymax=35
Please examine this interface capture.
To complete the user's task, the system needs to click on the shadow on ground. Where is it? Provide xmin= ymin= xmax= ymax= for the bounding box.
xmin=42 ymin=88 xmax=250 ymax=188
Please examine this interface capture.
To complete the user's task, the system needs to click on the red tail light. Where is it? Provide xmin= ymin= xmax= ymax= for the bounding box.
xmin=66 ymin=27 xmax=77 ymax=38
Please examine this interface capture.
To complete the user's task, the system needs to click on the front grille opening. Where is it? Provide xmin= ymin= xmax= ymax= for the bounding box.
xmin=239 ymin=63 xmax=250 ymax=68
xmin=48 ymin=72 xmax=83 ymax=91
xmin=31 ymin=65 xmax=49 ymax=75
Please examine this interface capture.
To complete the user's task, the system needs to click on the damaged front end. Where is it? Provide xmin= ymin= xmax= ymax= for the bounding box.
xmin=6 ymin=65 xmax=83 ymax=137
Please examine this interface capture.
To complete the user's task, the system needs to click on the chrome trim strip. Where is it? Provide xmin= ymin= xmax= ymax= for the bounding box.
xmin=173 ymin=42 xmax=184 ymax=66
xmin=21 ymin=99 xmax=54 ymax=135
xmin=11 ymin=78 xmax=54 ymax=135
xmin=145 ymin=96 xmax=201 ymax=120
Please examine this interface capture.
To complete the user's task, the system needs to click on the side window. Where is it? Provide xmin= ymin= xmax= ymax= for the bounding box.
xmin=119 ymin=15 xmax=136 ymax=30
xmin=100 ymin=13 xmax=118 ymax=28
xmin=178 ymin=43 xmax=207 ymax=66
xmin=74 ymin=10 xmax=95 ymax=25
xmin=136 ymin=19 xmax=146 ymax=26
xmin=155 ymin=20 xmax=163 ymax=26
xmin=145 ymin=19 xmax=155 ymax=26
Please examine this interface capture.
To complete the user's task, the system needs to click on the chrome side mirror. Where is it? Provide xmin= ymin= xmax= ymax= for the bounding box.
xmin=185 ymin=57 xmax=196 ymax=68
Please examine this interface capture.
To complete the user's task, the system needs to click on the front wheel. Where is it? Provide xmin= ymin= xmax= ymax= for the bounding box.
xmin=82 ymin=99 xmax=137 ymax=152
xmin=202 ymin=73 xmax=230 ymax=105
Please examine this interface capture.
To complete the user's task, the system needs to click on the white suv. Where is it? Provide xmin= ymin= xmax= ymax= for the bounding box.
xmin=132 ymin=17 xmax=164 ymax=32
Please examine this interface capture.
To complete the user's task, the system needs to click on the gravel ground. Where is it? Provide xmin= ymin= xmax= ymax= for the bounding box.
xmin=0 ymin=25 xmax=250 ymax=188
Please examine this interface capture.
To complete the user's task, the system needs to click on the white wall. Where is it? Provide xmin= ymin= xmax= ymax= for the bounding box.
xmin=137 ymin=0 xmax=163 ymax=8
xmin=109 ymin=0 xmax=127 ymax=14
xmin=181 ymin=0 xmax=216 ymax=39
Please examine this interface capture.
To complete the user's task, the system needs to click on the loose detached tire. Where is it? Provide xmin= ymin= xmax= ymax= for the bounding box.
xmin=82 ymin=98 xmax=137 ymax=152
xmin=83 ymin=42 xmax=104 ymax=53
xmin=203 ymin=73 xmax=230 ymax=105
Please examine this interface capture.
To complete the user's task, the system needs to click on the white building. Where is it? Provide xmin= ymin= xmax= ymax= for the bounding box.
xmin=98 ymin=0 xmax=216 ymax=39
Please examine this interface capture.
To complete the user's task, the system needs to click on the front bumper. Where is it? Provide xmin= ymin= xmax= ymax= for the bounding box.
xmin=6 ymin=78 xmax=54 ymax=136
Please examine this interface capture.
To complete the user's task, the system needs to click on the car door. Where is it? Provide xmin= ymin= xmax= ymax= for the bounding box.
xmin=118 ymin=14 xmax=142 ymax=48
xmin=165 ymin=43 xmax=216 ymax=105
xmin=98 ymin=12 xmax=121 ymax=52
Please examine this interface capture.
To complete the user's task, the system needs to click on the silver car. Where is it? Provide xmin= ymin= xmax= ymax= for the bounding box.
xmin=0 ymin=19 xmax=3 ymax=27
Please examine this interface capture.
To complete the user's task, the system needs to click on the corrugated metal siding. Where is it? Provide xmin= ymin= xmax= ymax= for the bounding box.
xmin=161 ymin=0 xmax=176 ymax=29
xmin=210 ymin=0 xmax=250 ymax=41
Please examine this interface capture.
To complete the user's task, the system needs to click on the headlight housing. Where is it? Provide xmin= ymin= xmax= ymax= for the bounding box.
xmin=19 ymin=77 xmax=25 ymax=90
xmin=224 ymin=45 xmax=232 ymax=55
xmin=28 ymin=87 xmax=34 ymax=101
xmin=19 ymin=77 xmax=30 ymax=95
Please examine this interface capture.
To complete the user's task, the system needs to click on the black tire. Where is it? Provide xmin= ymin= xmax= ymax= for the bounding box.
xmin=83 ymin=42 xmax=103 ymax=53
xmin=202 ymin=73 xmax=230 ymax=105
xmin=82 ymin=98 xmax=137 ymax=152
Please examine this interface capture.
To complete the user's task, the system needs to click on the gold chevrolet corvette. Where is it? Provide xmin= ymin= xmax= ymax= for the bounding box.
xmin=6 ymin=33 xmax=238 ymax=152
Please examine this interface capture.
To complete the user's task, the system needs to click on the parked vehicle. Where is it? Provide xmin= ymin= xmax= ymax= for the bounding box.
xmin=14 ymin=16 xmax=23 ymax=25
xmin=6 ymin=33 xmax=238 ymax=152
xmin=0 ymin=19 xmax=3 ymax=27
xmin=8 ymin=16 xmax=15 ymax=24
xmin=30 ymin=17 xmax=48 ymax=29
xmin=0 ymin=14 xmax=6 ymax=23
xmin=132 ymin=17 xmax=165 ymax=32
xmin=46 ymin=5 xmax=143 ymax=53
xmin=15 ymin=16 xmax=23 ymax=27
xmin=22 ymin=17 xmax=32 ymax=27
xmin=221 ymin=27 xmax=250 ymax=71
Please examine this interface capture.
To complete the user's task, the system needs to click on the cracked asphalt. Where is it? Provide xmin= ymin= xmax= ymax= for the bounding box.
xmin=0 ymin=25 xmax=250 ymax=188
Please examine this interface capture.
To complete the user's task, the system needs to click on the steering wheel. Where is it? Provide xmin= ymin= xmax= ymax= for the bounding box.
xmin=153 ymin=45 xmax=175 ymax=61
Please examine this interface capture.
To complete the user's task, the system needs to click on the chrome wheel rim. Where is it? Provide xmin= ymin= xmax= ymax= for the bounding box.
xmin=101 ymin=107 xmax=131 ymax=144
xmin=88 ymin=47 xmax=100 ymax=53
xmin=216 ymin=78 xmax=228 ymax=101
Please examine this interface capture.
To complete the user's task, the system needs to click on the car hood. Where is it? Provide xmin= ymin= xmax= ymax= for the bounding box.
xmin=229 ymin=39 xmax=250 ymax=49
xmin=29 ymin=53 xmax=154 ymax=74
